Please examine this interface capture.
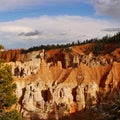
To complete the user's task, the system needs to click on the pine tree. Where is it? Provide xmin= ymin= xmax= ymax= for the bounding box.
xmin=0 ymin=59 xmax=22 ymax=120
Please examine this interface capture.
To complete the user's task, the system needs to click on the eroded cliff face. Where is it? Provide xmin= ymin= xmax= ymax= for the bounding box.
xmin=1 ymin=47 xmax=120 ymax=120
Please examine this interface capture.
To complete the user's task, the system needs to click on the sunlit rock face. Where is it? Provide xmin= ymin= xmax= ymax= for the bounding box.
xmin=1 ymin=47 xmax=120 ymax=120
xmin=15 ymin=61 xmax=120 ymax=120
xmin=7 ymin=59 xmax=40 ymax=77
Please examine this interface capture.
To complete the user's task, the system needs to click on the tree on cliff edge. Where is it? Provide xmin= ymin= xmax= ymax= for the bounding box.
xmin=0 ymin=59 xmax=22 ymax=120
xmin=0 ymin=45 xmax=4 ymax=50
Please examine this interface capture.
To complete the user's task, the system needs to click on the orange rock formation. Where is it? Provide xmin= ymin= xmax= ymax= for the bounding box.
xmin=1 ymin=44 xmax=120 ymax=120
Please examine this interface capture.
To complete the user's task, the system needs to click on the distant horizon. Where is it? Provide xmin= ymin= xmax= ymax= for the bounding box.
xmin=3 ymin=32 xmax=119 ymax=51
xmin=0 ymin=0 xmax=120 ymax=49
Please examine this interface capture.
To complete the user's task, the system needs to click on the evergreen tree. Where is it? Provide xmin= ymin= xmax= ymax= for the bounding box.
xmin=0 ymin=59 xmax=22 ymax=120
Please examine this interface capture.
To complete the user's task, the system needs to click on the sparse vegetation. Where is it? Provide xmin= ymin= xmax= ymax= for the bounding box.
xmin=0 ymin=45 xmax=4 ymax=49
xmin=0 ymin=45 xmax=4 ymax=51
xmin=22 ymin=32 xmax=120 ymax=54
xmin=93 ymin=42 xmax=105 ymax=55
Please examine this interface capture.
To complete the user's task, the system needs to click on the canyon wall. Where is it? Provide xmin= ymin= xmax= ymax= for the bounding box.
xmin=1 ymin=47 xmax=120 ymax=120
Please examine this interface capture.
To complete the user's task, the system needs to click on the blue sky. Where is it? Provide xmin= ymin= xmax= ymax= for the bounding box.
xmin=0 ymin=0 xmax=120 ymax=49
xmin=0 ymin=2 xmax=95 ymax=22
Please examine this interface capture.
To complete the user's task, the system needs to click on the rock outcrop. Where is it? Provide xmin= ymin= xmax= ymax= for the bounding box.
xmin=1 ymin=47 xmax=120 ymax=120
xmin=13 ymin=59 xmax=120 ymax=120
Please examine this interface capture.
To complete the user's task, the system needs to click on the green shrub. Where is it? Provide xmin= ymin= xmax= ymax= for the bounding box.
xmin=0 ymin=110 xmax=22 ymax=120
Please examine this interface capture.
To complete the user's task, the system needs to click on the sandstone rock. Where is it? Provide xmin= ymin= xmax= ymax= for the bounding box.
xmin=13 ymin=57 xmax=120 ymax=119
xmin=1 ymin=46 xmax=120 ymax=120
xmin=76 ymin=85 xmax=85 ymax=111
xmin=105 ymin=62 xmax=120 ymax=92
xmin=21 ymin=81 xmax=46 ymax=119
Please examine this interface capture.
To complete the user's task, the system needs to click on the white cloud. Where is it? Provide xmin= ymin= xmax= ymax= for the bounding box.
xmin=93 ymin=0 xmax=120 ymax=18
xmin=76 ymin=0 xmax=120 ymax=19
xmin=0 ymin=15 xmax=119 ymax=49
xmin=0 ymin=25 xmax=33 ymax=33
